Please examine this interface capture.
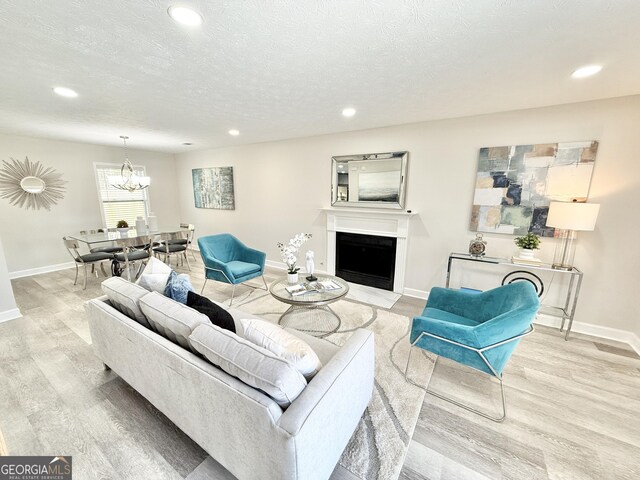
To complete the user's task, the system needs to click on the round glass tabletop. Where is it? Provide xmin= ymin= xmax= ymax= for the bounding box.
xmin=269 ymin=274 xmax=349 ymax=306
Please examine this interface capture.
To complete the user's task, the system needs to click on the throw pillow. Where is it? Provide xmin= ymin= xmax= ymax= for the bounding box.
xmin=139 ymin=291 xmax=209 ymax=352
xmin=186 ymin=291 xmax=235 ymax=333
xmin=163 ymin=270 xmax=194 ymax=304
xmin=240 ymin=318 xmax=322 ymax=380
xmin=137 ymin=257 xmax=172 ymax=293
xmin=189 ymin=323 xmax=307 ymax=408
xmin=101 ymin=276 xmax=151 ymax=329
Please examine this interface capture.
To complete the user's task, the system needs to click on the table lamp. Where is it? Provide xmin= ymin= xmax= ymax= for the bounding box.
xmin=546 ymin=201 xmax=600 ymax=270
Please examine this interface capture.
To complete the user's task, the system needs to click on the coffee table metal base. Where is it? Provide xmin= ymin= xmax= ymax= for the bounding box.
xmin=278 ymin=304 xmax=342 ymax=338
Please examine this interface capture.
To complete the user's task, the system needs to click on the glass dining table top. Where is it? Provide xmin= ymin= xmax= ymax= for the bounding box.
xmin=68 ymin=226 xmax=187 ymax=245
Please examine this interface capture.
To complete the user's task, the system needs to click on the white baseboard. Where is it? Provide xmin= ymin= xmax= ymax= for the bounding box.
xmin=0 ymin=308 xmax=22 ymax=323
xmin=265 ymin=259 xmax=287 ymax=271
xmin=535 ymin=314 xmax=640 ymax=355
xmin=403 ymin=287 xmax=429 ymax=300
xmin=9 ymin=261 xmax=75 ymax=279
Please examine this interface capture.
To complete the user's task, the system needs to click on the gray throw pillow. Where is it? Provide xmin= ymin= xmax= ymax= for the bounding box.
xmin=139 ymin=291 xmax=209 ymax=352
xmin=101 ymin=276 xmax=151 ymax=328
xmin=189 ymin=323 xmax=307 ymax=408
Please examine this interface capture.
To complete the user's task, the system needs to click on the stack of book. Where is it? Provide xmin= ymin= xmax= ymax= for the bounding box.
xmin=285 ymin=279 xmax=342 ymax=296
xmin=511 ymin=256 xmax=542 ymax=266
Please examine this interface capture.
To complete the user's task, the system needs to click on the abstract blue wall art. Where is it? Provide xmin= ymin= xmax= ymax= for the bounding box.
xmin=469 ymin=141 xmax=598 ymax=236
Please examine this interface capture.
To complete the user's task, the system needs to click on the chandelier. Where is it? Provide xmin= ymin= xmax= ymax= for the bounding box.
xmin=109 ymin=136 xmax=150 ymax=191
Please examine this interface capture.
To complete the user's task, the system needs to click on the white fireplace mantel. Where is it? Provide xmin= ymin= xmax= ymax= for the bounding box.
xmin=322 ymin=207 xmax=417 ymax=294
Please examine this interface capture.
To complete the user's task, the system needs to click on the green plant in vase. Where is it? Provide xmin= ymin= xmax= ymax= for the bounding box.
xmin=514 ymin=232 xmax=540 ymax=260
xmin=116 ymin=219 xmax=130 ymax=236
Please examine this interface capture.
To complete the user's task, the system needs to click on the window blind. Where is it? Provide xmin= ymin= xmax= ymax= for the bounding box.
xmin=94 ymin=164 xmax=149 ymax=228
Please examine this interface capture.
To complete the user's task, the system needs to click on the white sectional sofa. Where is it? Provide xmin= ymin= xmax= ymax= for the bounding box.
xmin=85 ymin=285 xmax=374 ymax=480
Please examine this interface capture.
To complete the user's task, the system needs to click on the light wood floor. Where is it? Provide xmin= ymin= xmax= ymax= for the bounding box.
xmin=2 ymin=254 xmax=639 ymax=480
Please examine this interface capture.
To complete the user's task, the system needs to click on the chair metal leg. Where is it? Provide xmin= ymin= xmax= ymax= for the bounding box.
xmin=229 ymin=284 xmax=236 ymax=307
xmin=83 ymin=264 xmax=88 ymax=290
xmin=404 ymin=326 xmax=533 ymax=423
xmin=404 ymin=350 xmax=507 ymax=422
xmin=73 ymin=264 xmax=79 ymax=285
xmin=184 ymin=251 xmax=191 ymax=271
xmin=201 ymin=278 xmax=208 ymax=294
xmin=100 ymin=262 xmax=108 ymax=277
xmin=261 ymin=275 xmax=268 ymax=290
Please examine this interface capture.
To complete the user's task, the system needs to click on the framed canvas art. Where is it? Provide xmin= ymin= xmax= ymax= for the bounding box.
xmin=469 ymin=141 xmax=598 ymax=236
xmin=192 ymin=167 xmax=235 ymax=210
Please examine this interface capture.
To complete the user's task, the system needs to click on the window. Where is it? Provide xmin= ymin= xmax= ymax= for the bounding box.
xmin=94 ymin=163 xmax=150 ymax=228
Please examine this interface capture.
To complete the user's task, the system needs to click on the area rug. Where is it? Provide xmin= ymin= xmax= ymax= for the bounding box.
xmin=228 ymin=289 xmax=435 ymax=480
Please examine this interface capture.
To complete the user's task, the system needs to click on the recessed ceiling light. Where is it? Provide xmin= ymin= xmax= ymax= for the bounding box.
xmin=168 ymin=5 xmax=203 ymax=27
xmin=342 ymin=107 xmax=356 ymax=117
xmin=228 ymin=129 xmax=240 ymax=136
xmin=571 ymin=65 xmax=602 ymax=79
xmin=53 ymin=86 xmax=78 ymax=98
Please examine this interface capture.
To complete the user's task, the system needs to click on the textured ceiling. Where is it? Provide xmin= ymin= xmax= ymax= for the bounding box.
xmin=0 ymin=0 xmax=639 ymax=152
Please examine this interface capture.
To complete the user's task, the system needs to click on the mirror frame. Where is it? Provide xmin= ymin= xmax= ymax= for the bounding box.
xmin=331 ymin=151 xmax=409 ymax=209
xmin=0 ymin=157 xmax=66 ymax=210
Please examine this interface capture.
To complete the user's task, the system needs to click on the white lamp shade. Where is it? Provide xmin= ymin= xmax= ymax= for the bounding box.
xmin=546 ymin=202 xmax=600 ymax=231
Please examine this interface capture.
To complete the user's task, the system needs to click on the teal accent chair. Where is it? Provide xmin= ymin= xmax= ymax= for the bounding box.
xmin=405 ymin=282 xmax=539 ymax=421
xmin=198 ymin=234 xmax=268 ymax=306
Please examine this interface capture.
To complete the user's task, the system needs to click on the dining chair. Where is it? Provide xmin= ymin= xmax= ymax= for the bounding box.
xmin=63 ymin=237 xmax=113 ymax=289
xmin=153 ymin=229 xmax=191 ymax=270
xmin=113 ymin=235 xmax=159 ymax=280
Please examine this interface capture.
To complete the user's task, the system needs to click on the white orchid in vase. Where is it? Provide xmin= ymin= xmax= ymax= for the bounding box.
xmin=277 ymin=233 xmax=312 ymax=274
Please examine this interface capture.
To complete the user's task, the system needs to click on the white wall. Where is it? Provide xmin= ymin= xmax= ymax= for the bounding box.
xmin=174 ymin=95 xmax=640 ymax=338
xmin=0 ymin=235 xmax=19 ymax=322
xmin=0 ymin=133 xmax=180 ymax=274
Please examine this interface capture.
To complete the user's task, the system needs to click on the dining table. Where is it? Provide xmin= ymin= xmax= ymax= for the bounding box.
xmin=68 ymin=226 xmax=188 ymax=281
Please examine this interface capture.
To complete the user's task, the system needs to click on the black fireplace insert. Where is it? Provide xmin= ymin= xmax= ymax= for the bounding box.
xmin=335 ymin=232 xmax=397 ymax=291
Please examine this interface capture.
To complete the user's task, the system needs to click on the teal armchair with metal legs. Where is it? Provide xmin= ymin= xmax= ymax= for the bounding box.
xmin=405 ymin=282 xmax=539 ymax=422
xmin=198 ymin=234 xmax=268 ymax=306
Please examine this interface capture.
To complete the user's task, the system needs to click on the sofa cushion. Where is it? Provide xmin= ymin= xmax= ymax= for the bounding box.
xmin=190 ymin=323 xmax=307 ymax=408
xmin=139 ymin=292 xmax=209 ymax=352
xmin=163 ymin=270 xmax=194 ymax=304
xmin=240 ymin=318 xmax=322 ymax=380
xmin=186 ymin=291 xmax=235 ymax=333
xmin=137 ymin=257 xmax=172 ymax=293
xmin=101 ymin=276 xmax=151 ymax=329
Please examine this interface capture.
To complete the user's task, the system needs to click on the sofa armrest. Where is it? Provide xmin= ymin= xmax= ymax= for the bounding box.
xmin=276 ymin=328 xmax=374 ymax=479
xmin=278 ymin=328 xmax=374 ymax=435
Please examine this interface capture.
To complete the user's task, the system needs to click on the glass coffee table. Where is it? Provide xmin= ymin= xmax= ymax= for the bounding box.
xmin=269 ymin=274 xmax=349 ymax=337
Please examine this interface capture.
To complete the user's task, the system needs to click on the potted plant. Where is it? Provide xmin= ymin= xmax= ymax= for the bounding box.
xmin=277 ymin=233 xmax=312 ymax=284
xmin=116 ymin=220 xmax=130 ymax=236
xmin=514 ymin=232 xmax=541 ymax=260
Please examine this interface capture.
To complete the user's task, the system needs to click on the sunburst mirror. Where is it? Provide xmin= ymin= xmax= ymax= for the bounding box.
xmin=0 ymin=157 xmax=67 ymax=210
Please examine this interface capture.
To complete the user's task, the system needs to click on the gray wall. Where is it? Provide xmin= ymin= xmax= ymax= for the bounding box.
xmin=174 ymin=95 xmax=640 ymax=338
xmin=0 ymin=133 xmax=181 ymax=274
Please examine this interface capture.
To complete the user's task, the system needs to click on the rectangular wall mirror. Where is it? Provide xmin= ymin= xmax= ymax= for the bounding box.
xmin=331 ymin=151 xmax=408 ymax=209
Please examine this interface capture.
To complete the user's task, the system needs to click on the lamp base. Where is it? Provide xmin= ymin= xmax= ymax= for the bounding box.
xmin=552 ymin=229 xmax=578 ymax=270
xmin=551 ymin=263 xmax=573 ymax=271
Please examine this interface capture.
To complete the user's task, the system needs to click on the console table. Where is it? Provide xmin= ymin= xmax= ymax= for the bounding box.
xmin=446 ymin=253 xmax=583 ymax=340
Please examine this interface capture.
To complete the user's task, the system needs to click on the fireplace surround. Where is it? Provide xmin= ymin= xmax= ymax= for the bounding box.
xmin=324 ymin=208 xmax=416 ymax=294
